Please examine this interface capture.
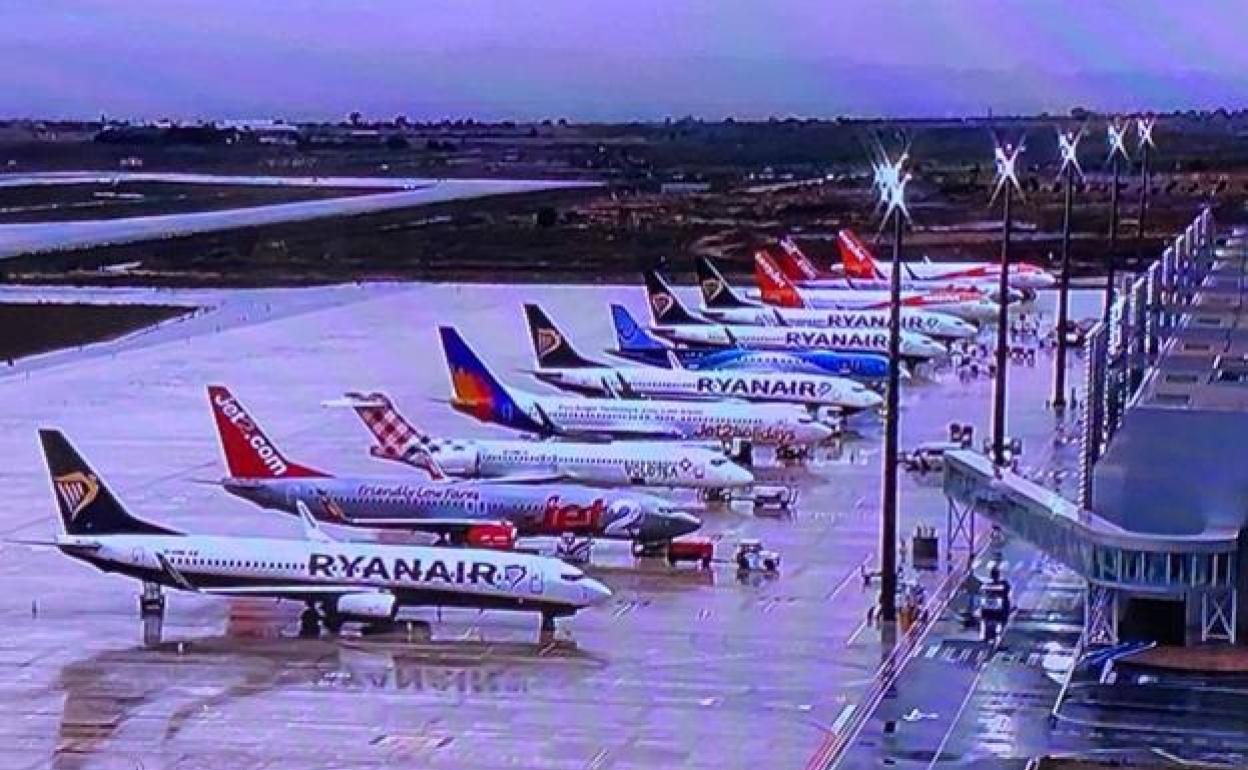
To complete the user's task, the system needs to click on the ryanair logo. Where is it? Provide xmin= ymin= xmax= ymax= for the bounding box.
xmin=536 ymin=328 xmax=562 ymax=358
xmin=649 ymin=292 xmax=675 ymax=319
xmin=54 ymin=472 xmax=99 ymax=520
xmin=700 ymin=277 xmax=724 ymax=301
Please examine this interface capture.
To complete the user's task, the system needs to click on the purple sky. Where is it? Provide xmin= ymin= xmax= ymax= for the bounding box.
xmin=2 ymin=0 xmax=1244 ymax=121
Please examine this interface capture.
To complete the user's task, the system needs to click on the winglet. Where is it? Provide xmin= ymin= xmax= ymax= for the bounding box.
xmin=295 ymin=500 xmax=335 ymax=543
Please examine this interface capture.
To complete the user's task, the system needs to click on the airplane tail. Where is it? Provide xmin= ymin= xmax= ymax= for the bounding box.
xmin=438 ymin=326 xmax=539 ymax=428
xmin=837 ymin=229 xmax=886 ymax=280
xmin=207 ymin=385 xmax=328 ymax=480
xmin=523 ymin=304 xmax=598 ymax=369
xmin=753 ymin=251 xmax=807 ymax=309
xmin=340 ymin=391 xmax=425 ymax=463
xmin=695 ymin=257 xmax=753 ymax=309
xmin=642 ymin=270 xmax=708 ymax=326
xmin=39 ymin=429 xmax=177 ymax=536
xmin=609 ymin=304 xmax=673 ymax=368
xmin=775 ymin=236 xmax=824 ymax=281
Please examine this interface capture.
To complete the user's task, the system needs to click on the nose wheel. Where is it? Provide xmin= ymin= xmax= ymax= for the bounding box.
xmin=298 ymin=606 xmax=321 ymax=638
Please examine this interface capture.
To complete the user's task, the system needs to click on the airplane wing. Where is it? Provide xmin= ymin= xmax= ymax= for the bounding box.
xmin=4 ymin=538 xmax=90 ymax=549
xmin=471 ymin=472 xmax=570 ymax=485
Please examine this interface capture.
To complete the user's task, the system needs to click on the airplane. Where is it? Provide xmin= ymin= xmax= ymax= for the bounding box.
xmin=642 ymin=269 xmax=947 ymax=363
xmin=30 ymin=429 xmax=611 ymax=639
xmin=748 ymin=250 xmax=1000 ymax=323
xmin=769 ymin=233 xmax=1028 ymax=304
xmin=522 ymin=303 xmax=882 ymax=414
xmin=606 ymin=303 xmax=892 ymax=381
xmin=831 ymin=230 xmax=1055 ymax=294
xmin=208 ymin=385 xmax=702 ymax=545
xmin=693 ymin=256 xmax=977 ymax=341
xmin=439 ymin=326 xmax=836 ymax=448
xmin=327 ymin=390 xmax=755 ymax=490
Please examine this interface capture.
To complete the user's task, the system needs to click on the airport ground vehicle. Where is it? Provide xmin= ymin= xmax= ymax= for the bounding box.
xmin=735 ymin=539 xmax=781 ymax=573
xmin=666 ymin=538 xmax=715 ymax=569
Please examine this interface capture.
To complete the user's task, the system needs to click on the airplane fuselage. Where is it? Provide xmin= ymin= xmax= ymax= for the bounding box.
xmin=744 ymin=287 xmax=1000 ymax=322
xmin=222 ymin=477 xmax=700 ymax=543
xmin=58 ymin=533 xmax=609 ymax=617
xmin=698 ymin=305 xmax=976 ymax=340
xmin=533 ymin=366 xmax=882 ymax=412
xmin=408 ymin=438 xmax=753 ymax=490
xmin=651 ymin=323 xmax=947 ymax=361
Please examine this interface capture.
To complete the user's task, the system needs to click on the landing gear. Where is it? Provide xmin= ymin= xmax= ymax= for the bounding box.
xmin=138 ymin=582 xmax=165 ymax=647
xmin=539 ymin=612 xmax=558 ymax=643
xmin=322 ymin=611 xmax=344 ymax=635
xmin=299 ymin=606 xmax=321 ymax=638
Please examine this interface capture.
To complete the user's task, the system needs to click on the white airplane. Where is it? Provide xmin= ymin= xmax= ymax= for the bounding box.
xmin=693 ymin=256 xmax=977 ymax=341
xmin=747 ymin=251 xmax=1001 ymax=323
xmin=440 ymin=326 xmax=836 ymax=448
xmin=642 ymin=270 xmax=947 ymax=363
xmin=830 ymin=230 xmax=1055 ymax=293
xmin=328 ymin=390 xmax=756 ymax=490
xmin=522 ymin=303 xmax=882 ymax=414
xmin=28 ymin=430 xmax=610 ymax=639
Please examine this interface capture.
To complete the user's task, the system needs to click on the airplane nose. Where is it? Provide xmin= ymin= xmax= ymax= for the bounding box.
xmin=640 ymin=510 xmax=702 ymax=541
xmin=858 ymin=389 xmax=884 ymax=410
xmin=728 ymin=463 xmax=755 ymax=487
xmin=580 ymin=577 xmax=613 ymax=606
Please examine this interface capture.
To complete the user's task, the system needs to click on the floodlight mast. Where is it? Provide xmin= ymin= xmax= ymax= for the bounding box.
xmin=1053 ymin=128 xmax=1082 ymax=411
xmin=990 ymin=139 xmax=1023 ymax=465
xmin=1135 ymin=116 xmax=1156 ymax=265
xmin=1105 ymin=119 xmax=1130 ymax=321
xmin=873 ymin=147 xmax=908 ymax=625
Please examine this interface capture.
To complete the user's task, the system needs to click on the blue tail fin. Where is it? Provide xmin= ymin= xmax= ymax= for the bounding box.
xmin=609 ymin=304 xmax=672 ymax=368
xmin=437 ymin=326 xmax=540 ymax=431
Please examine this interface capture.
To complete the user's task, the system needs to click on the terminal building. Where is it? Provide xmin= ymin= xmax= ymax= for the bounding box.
xmin=944 ymin=209 xmax=1245 ymax=647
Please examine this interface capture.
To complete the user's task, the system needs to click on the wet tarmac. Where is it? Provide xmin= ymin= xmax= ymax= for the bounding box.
xmin=0 ymin=282 xmax=1101 ymax=769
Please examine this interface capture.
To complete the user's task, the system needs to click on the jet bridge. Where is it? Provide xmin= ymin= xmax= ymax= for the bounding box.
xmin=944 ymin=209 xmax=1246 ymax=646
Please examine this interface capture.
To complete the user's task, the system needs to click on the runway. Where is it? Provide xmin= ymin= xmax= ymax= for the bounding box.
xmin=0 ymin=174 xmax=599 ymax=259
xmin=0 ymin=282 xmax=1099 ymax=769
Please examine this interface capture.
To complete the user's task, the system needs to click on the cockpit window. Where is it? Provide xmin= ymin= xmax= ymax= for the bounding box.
xmin=710 ymin=458 xmax=726 ymax=466
xmin=560 ymin=572 xmax=585 ymax=582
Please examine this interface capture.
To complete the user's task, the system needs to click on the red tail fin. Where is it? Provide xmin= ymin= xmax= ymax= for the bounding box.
xmin=753 ymin=251 xmax=806 ymax=309
xmin=837 ymin=229 xmax=884 ymax=280
xmin=344 ymin=391 xmax=422 ymax=461
xmin=776 ymin=236 xmax=823 ymax=281
xmin=207 ymin=385 xmax=327 ymax=479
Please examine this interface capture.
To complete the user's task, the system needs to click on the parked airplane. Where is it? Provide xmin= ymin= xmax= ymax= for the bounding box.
xmin=832 ymin=230 xmax=1055 ymax=293
xmin=642 ymin=270 xmax=946 ymax=362
xmin=439 ymin=326 xmax=835 ymax=448
xmin=328 ymin=390 xmax=754 ymax=490
xmin=32 ymin=429 xmax=610 ymax=638
xmin=606 ymin=303 xmax=891 ymax=381
xmin=748 ymin=251 xmax=1000 ymax=323
xmin=693 ymin=256 xmax=976 ymax=340
xmin=208 ymin=385 xmax=701 ymax=545
xmin=523 ymin=303 xmax=881 ymax=413
xmin=769 ymin=233 xmax=1027 ymax=304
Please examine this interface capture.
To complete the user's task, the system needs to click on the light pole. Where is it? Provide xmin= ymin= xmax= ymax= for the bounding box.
xmin=990 ymin=138 xmax=1024 ymax=465
xmin=1135 ymin=115 xmax=1156 ymax=266
xmin=1105 ymin=119 xmax=1130 ymax=320
xmin=872 ymin=146 xmax=910 ymax=624
xmin=1053 ymin=128 xmax=1084 ymax=411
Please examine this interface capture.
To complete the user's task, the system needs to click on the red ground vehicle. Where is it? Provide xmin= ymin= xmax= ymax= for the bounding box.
xmin=666 ymin=537 xmax=714 ymax=569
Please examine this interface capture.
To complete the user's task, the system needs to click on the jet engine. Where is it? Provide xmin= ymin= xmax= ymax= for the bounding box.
xmin=334 ymin=592 xmax=397 ymax=619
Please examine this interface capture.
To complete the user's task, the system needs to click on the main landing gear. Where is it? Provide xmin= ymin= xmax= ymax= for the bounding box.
xmin=138 ymin=582 xmax=165 ymax=647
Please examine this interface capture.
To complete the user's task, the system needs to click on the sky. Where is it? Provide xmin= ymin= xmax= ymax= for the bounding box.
xmin=1 ymin=0 xmax=1244 ymax=122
